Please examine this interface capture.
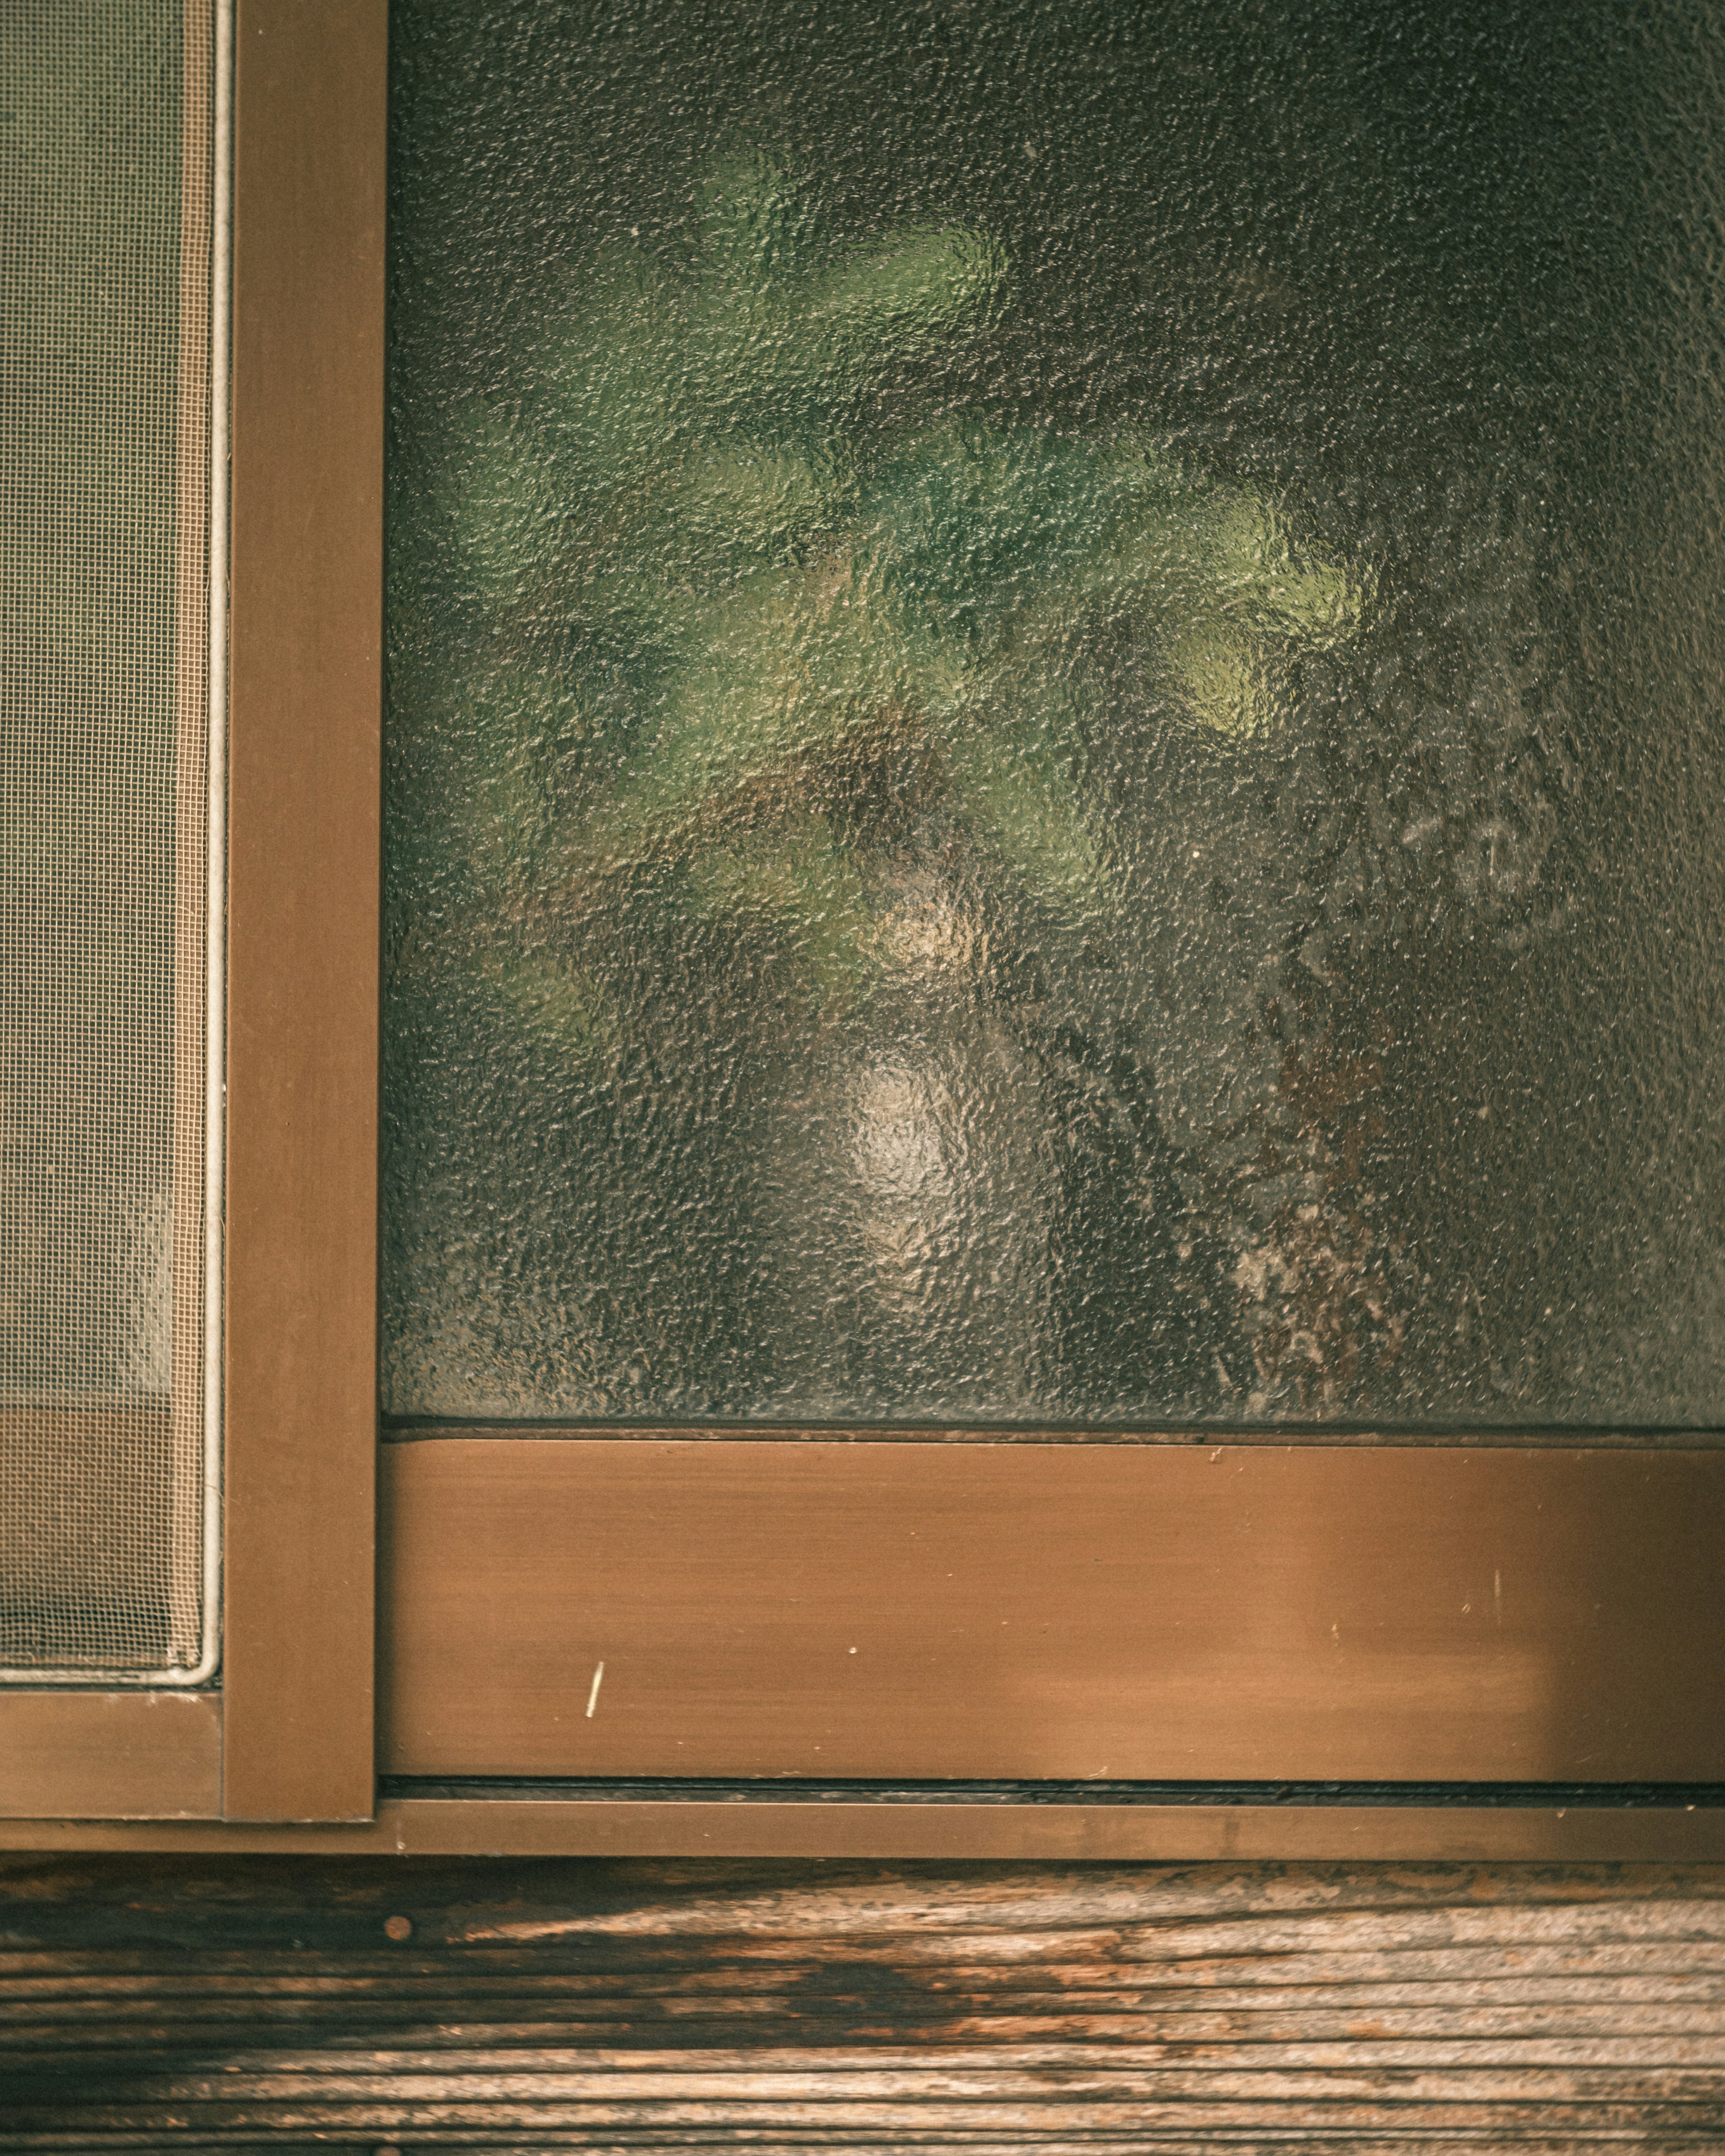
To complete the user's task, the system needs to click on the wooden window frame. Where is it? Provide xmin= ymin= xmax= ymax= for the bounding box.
xmin=5 ymin=0 xmax=1725 ymax=1857
xmin=0 ymin=0 xmax=382 ymax=1827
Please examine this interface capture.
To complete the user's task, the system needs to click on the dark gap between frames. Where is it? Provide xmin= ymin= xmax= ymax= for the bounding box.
xmin=380 ymin=1777 xmax=1725 ymax=1809
xmin=381 ymin=1419 xmax=1725 ymax=1445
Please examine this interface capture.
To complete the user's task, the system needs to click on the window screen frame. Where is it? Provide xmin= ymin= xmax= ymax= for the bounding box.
xmin=0 ymin=0 xmax=381 ymax=1826
xmin=6 ymin=0 xmax=1725 ymax=1857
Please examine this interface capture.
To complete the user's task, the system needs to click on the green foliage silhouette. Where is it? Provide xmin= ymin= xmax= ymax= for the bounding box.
xmin=389 ymin=152 xmax=1359 ymax=1056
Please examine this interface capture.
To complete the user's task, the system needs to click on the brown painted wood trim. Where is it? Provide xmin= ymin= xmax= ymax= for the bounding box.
xmin=4 ymin=1794 xmax=1725 ymax=1857
xmin=222 ymin=0 xmax=385 ymax=1820
xmin=382 ymin=1440 xmax=1725 ymax=1784
xmin=0 ymin=1694 xmax=221 ymax=1819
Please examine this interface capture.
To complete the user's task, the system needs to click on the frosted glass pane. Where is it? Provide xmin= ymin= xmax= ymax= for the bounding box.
xmin=384 ymin=1 xmax=1725 ymax=1427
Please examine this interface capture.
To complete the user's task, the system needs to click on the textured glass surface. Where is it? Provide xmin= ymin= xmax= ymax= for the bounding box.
xmin=385 ymin=0 xmax=1725 ymax=1427
xmin=0 ymin=0 xmax=212 ymax=1668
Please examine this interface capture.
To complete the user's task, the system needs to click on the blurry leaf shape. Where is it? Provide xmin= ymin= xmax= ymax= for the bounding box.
xmin=391 ymin=152 xmax=1362 ymax=1064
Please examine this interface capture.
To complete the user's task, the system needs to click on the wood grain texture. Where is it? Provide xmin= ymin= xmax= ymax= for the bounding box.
xmin=7 ymin=1794 xmax=1725 ymax=1859
xmin=382 ymin=1440 xmax=1725 ymax=1782
xmin=0 ymin=1696 xmax=220 ymax=1820
xmin=6 ymin=1856 xmax=1725 ymax=2147
xmin=223 ymin=0 xmax=385 ymax=1821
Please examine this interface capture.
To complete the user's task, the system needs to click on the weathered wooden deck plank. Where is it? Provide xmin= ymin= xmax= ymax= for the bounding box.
xmin=6 ymin=1859 xmax=1725 ymax=2147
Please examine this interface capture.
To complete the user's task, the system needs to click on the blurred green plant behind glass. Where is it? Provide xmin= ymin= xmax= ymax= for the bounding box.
xmin=384 ymin=0 xmax=1725 ymax=1427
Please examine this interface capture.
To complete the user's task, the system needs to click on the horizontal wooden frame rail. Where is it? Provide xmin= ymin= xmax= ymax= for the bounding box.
xmin=381 ymin=1439 xmax=1725 ymax=1785
xmin=0 ymin=1695 xmax=221 ymax=1820
xmin=5 ymin=1795 xmax=1725 ymax=1860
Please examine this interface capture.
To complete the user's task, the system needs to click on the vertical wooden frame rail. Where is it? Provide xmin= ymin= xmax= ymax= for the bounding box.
xmin=0 ymin=0 xmax=385 ymax=1824
xmin=222 ymin=0 xmax=384 ymax=1820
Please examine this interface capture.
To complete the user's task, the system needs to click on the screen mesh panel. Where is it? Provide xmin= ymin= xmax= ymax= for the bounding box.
xmin=0 ymin=0 xmax=217 ymax=1676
